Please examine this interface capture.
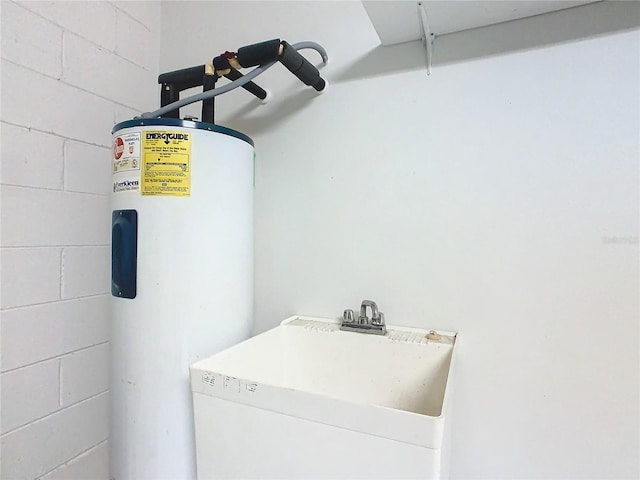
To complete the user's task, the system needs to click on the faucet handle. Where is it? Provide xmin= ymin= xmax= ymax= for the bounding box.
xmin=343 ymin=309 xmax=356 ymax=324
xmin=371 ymin=312 xmax=385 ymax=326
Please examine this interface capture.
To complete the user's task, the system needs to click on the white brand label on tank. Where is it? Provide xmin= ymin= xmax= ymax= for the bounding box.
xmin=113 ymin=177 xmax=140 ymax=193
xmin=113 ymin=133 xmax=141 ymax=194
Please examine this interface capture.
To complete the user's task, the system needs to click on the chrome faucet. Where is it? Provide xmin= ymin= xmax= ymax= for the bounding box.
xmin=341 ymin=300 xmax=386 ymax=335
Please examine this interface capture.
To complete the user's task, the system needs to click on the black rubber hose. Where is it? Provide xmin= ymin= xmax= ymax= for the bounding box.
xmin=278 ymin=41 xmax=325 ymax=91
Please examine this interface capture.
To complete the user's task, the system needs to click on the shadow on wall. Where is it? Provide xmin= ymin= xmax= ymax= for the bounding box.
xmin=223 ymin=42 xmax=424 ymax=131
xmin=333 ymin=1 xmax=640 ymax=83
xmin=433 ymin=0 xmax=640 ymax=68
xmin=333 ymin=41 xmax=426 ymax=84
xmin=226 ymin=89 xmax=322 ymax=135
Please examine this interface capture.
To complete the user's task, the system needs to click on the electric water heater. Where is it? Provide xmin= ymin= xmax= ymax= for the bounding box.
xmin=110 ymin=119 xmax=254 ymax=479
xmin=110 ymin=38 xmax=327 ymax=479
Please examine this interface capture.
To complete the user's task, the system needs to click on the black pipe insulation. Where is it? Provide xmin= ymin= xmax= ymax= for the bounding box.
xmin=149 ymin=40 xmax=327 ymax=119
xmin=224 ymin=69 xmax=268 ymax=100
xmin=236 ymin=39 xmax=281 ymax=68
xmin=158 ymin=65 xmax=206 ymax=90
xmin=213 ymin=55 xmax=232 ymax=74
xmin=278 ymin=41 xmax=325 ymax=92
xmin=201 ymin=73 xmax=218 ymax=124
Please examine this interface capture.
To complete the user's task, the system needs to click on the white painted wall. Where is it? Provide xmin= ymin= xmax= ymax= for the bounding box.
xmin=0 ymin=1 xmax=160 ymax=478
xmin=161 ymin=1 xmax=639 ymax=478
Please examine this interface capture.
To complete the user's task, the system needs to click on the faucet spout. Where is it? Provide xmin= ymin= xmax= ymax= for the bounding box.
xmin=359 ymin=300 xmax=379 ymax=323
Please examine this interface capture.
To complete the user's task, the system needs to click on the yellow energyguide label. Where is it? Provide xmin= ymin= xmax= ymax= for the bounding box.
xmin=141 ymin=130 xmax=191 ymax=196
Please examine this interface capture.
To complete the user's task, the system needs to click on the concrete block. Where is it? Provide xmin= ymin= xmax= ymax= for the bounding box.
xmin=63 ymin=32 xmax=156 ymax=112
xmin=1 ymin=122 xmax=64 ymax=190
xmin=115 ymin=9 xmax=154 ymax=71
xmin=64 ymin=141 xmax=111 ymax=195
xmin=112 ymin=1 xmax=160 ymax=31
xmin=1 ymin=359 xmax=60 ymax=434
xmin=1 ymin=296 xmax=109 ymax=372
xmin=1 ymin=185 xmax=110 ymax=247
xmin=1 ymin=60 xmax=114 ymax=147
xmin=61 ymin=246 xmax=110 ymax=299
xmin=60 ymin=343 xmax=109 ymax=406
xmin=0 ymin=392 xmax=109 ymax=480
xmin=0 ymin=1 xmax=63 ymax=78
xmin=115 ymin=104 xmax=141 ymax=123
xmin=19 ymin=0 xmax=116 ymax=51
xmin=38 ymin=441 xmax=109 ymax=480
xmin=0 ymin=247 xmax=61 ymax=309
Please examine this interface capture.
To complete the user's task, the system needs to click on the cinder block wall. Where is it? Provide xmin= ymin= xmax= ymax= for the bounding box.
xmin=0 ymin=2 xmax=159 ymax=478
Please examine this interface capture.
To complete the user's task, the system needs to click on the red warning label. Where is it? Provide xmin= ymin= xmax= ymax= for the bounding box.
xmin=113 ymin=136 xmax=124 ymax=160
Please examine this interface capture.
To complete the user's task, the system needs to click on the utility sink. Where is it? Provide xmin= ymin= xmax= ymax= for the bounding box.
xmin=190 ymin=316 xmax=458 ymax=479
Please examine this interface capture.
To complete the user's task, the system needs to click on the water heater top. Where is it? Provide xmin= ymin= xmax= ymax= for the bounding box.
xmin=112 ymin=118 xmax=254 ymax=147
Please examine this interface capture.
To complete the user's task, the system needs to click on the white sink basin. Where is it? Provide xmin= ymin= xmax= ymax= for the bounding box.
xmin=191 ymin=316 xmax=457 ymax=479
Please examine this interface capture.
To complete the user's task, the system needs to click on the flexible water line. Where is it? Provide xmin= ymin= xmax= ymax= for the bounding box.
xmin=140 ymin=41 xmax=329 ymax=119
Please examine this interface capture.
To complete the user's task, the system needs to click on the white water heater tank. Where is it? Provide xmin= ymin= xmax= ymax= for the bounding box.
xmin=110 ymin=119 xmax=254 ymax=479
